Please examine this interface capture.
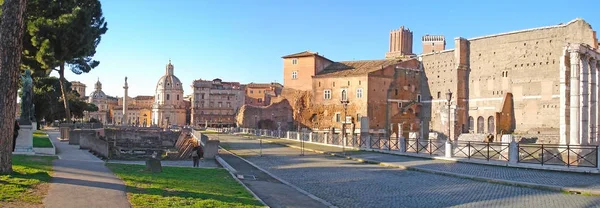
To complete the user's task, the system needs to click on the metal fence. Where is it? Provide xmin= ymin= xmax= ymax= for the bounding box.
xmin=454 ymin=141 xmax=510 ymax=161
xmin=405 ymin=139 xmax=445 ymax=156
xmin=518 ymin=144 xmax=598 ymax=168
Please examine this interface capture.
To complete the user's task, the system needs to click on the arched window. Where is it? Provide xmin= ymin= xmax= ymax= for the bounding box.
xmin=341 ymin=89 xmax=347 ymax=101
xmin=488 ymin=116 xmax=495 ymax=134
xmin=468 ymin=116 xmax=474 ymax=132
xmin=477 ymin=116 xmax=484 ymax=134
xmin=167 ymin=94 xmax=170 ymax=100
xmin=177 ymin=95 xmax=179 ymax=100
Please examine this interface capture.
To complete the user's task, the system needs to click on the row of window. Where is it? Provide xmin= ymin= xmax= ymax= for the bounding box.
xmin=195 ymin=102 xmax=233 ymax=108
xmin=323 ymin=88 xmax=362 ymax=100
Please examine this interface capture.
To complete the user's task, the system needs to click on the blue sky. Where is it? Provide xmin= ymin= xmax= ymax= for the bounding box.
xmin=52 ymin=0 xmax=600 ymax=97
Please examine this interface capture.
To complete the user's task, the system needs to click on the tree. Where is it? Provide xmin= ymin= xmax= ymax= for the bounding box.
xmin=0 ymin=0 xmax=27 ymax=174
xmin=86 ymin=103 xmax=98 ymax=113
xmin=27 ymin=0 xmax=107 ymax=122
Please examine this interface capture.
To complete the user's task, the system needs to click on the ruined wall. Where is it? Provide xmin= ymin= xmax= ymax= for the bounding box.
xmin=420 ymin=19 xmax=598 ymax=140
xmin=420 ymin=49 xmax=457 ymax=138
xmin=236 ymin=88 xmax=310 ymax=130
xmin=467 ymin=19 xmax=596 ymax=134
xmin=104 ymin=128 xmax=180 ymax=148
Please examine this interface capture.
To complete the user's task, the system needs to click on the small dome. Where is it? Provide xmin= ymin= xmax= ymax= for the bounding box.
xmin=89 ymin=90 xmax=106 ymax=99
xmin=156 ymin=60 xmax=183 ymax=92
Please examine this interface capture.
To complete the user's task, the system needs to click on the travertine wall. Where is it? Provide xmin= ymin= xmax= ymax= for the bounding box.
xmin=420 ymin=18 xmax=598 ymax=140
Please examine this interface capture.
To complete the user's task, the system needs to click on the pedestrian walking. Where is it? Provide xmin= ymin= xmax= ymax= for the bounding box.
xmin=13 ymin=120 xmax=20 ymax=152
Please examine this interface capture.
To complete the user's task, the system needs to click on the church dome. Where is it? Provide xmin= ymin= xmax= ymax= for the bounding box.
xmin=155 ymin=60 xmax=183 ymax=92
xmin=89 ymin=78 xmax=106 ymax=99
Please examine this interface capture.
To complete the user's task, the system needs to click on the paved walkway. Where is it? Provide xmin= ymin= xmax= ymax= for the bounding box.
xmin=211 ymin=134 xmax=600 ymax=208
xmin=253 ymin=136 xmax=600 ymax=194
xmin=43 ymin=130 xmax=130 ymax=208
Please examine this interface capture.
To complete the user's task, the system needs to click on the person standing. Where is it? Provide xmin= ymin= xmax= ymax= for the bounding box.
xmin=191 ymin=146 xmax=200 ymax=167
xmin=13 ymin=120 xmax=20 ymax=152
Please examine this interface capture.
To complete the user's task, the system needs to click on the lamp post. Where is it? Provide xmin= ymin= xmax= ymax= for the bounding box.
xmin=297 ymin=108 xmax=304 ymax=156
xmin=341 ymin=100 xmax=349 ymax=155
xmin=446 ymin=89 xmax=453 ymax=143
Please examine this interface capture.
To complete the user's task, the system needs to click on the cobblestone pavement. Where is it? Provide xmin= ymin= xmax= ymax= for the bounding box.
xmin=211 ymin=134 xmax=600 ymax=208
xmin=107 ymin=159 xmax=220 ymax=168
xmin=257 ymin=137 xmax=600 ymax=191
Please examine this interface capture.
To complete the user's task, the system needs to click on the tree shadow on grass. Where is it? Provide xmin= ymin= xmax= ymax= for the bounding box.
xmin=125 ymin=185 xmax=262 ymax=207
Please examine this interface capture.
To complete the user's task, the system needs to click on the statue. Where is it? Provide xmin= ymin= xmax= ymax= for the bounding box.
xmin=19 ymin=69 xmax=34 ymax=125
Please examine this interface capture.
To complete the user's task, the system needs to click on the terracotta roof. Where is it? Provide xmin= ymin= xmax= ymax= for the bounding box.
xmin=314 ymin=59 xmax=403 ymax=78
xmin=134 ymin=96 xmax=154 ymax=100
xmin=281 ymin=51 xmax=319 ymax=58
xmin=246 ymin=82 xmax=283 ymax=88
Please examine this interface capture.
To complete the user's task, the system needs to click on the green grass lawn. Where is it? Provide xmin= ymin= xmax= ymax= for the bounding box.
xmin=0 ymin=155 xmax=56 ymax=206
xmin=33 ymin=131 xmax=53 ymax=148
xmin=107 ymin=163 xmax=263 ymax=208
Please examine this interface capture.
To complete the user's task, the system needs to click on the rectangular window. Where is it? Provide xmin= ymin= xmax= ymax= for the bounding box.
xmin=292 ymin=59 xmax=298 ymax=65
xmin=324 ymin=90 xmax=331 ymax=100
xmin=398 ymin=102 xmax=403 ymax=108
xmin=437 ymin=91 xmax=441 ymax=99
xmin=356 ymin=88 xmax=363 ymax=98
xmin=218 ymin=102 xmax=222 ymax=108
xmin=335 ymin=113 xmax=341 ymax=122
xmin=417 ymin=94 xmax=421 ymax=103
xmin=227 ymin=102 xmax=231 ymax=108
xmin=258 ymin=98 xmax=263 ymax=103
xmin=250 ymin=90 xmax=253 ymax=94
xmin=292 ymin=71 xmax=298 ymax=79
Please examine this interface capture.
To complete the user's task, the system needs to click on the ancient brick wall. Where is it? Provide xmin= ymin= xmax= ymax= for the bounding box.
xmin=466 ymin=19 xmax=596 ymax=134
xmin=419 ymin=19 xmax=598 ymax=141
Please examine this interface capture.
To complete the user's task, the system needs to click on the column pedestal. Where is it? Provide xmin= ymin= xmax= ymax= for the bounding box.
xmin=13 ymin=125 xmax=34 ymax=155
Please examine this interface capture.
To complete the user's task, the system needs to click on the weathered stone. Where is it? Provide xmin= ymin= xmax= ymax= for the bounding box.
xmin=145 ymin=158 xmax=162 ymax=173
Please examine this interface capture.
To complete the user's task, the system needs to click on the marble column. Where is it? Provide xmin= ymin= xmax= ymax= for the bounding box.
xmin=589 ymin=58 xmax=597 ymax=145
xmin=596 ymin=60 xmax=600 ymax=145
xmin=581 ymin=56 xmax=590 ymax=145
xmin=570 ymin=51 xmax=581 ymax=145
xmin=123 ymin=77 xmax=129 ymax=126
xmin=559 ymin=48 xmax=569 ymax=145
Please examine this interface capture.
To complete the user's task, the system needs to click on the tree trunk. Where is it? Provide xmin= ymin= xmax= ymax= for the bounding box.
xmin=58 ymin=63 xmax=71 ymax=123
xmin=0 ymin=0 xmax=27 ymax=174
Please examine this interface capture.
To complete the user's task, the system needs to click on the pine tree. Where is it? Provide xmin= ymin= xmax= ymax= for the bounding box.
xmin=0 ymin=0 xmax=27 ymax=174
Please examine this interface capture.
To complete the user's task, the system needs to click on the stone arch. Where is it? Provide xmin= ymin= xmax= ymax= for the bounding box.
xmin=477 ymin=116 xmax=484 ymax=134
xmin=487 ymin=116 xmax=495 ymax=134
xmin=468 ymin=116 xmax=474 ymax=132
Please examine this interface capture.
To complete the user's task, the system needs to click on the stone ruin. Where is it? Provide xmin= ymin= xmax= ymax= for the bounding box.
xmin=103 ymin=127 xmax=182 ymax=160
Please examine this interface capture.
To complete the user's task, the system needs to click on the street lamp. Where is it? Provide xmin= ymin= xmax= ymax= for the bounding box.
xmin=341 ymin=99 xmax=349 ymax=155
xmin=446 ymin=89 xmax=453 ymax=143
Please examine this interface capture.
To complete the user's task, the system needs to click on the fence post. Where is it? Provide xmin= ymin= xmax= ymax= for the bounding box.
xmin=509 ymin=140 xmax=518 ymax=164
xmin=297 ymin=132 xmax=301 ymax=140
xmin=309 ymin=132 xmax=313 ymax=142
xmin=400 ymin=137 xmax=406 ymax=153
xmin=444 ymin=140 xmax=453 ymax=158
xmin=286 ymin=131 xmax=290 ymax=139
xmin=366 ymin=135 xmax=372 ymax=150
xmin=596 ymin=146 xmax=599 ymax=169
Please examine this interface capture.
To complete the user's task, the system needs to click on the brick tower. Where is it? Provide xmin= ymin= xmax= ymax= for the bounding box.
xmin=422 ymin=35 xmax=446 ymax=53
xmin=385 ymin=26 xmax=413 ymax=59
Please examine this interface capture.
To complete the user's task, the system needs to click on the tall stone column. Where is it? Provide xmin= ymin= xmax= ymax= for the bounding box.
xmin=559 ymin=48 xmax=569 ymax=145
xmin=570 ymin=51 xmax=581 ymax=145
xmin=123 ymin=77 xmax=129 ymax=126
xmin=589 ymin=58 xmax=597 ymax=145
xmin=581 ymin=56 xmax=590 ymax=145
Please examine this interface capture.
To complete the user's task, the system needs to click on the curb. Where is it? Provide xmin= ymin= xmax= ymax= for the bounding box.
xmin=219 ymin=146 xmax=338 ymax=208
xmin=214 ymin=155 xmax=268 ymax=208
xmin=260 ymin=138 xmax=600 ymax=196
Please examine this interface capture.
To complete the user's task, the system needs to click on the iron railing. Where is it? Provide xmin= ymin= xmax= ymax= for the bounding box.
xmin=454 ymin=141 xmax=509 ymax=161
xmin=518 ymin=144 xmax=598 ymax=168
xmin=405 ymin=139 xmax=445 ymax=155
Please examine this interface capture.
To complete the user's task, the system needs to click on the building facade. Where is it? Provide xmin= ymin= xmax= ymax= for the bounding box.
xmin=70 ymin=81 xmax=87 ymax=98
xmin=191 ymin=78 xmax=244 ymax=127
xmin=152 ymin=60 xmax=187 ymax=127
xmin=244 ymin=82 xmax=283 ymax=106
xmin=417 ymin=18 xmax=600 ymax=144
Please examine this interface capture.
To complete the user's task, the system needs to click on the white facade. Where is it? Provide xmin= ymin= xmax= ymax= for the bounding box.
xmin=152 ymin=60 xmax=187 ymax=127
xmin=87 ymin=79 xmax=110 ymax=124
